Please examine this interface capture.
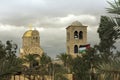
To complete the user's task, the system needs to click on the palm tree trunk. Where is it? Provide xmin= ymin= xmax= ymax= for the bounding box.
xmin=24 ymin=74 xmax=25 ymax=80
xmin=29 ymin=75 xmax=31 ymax=80
xmin=19 ymin=75 xmax=20 ymax=80
xmin=14 ymin=75 xmax=15 ymax=80
xmin=42 ymin=75 xmax=44 ymax=80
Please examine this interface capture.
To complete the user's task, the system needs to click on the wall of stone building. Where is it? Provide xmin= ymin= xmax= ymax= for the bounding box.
xmin=97 ymin=73 xmax=120 ymax=80
xmin=44 ymin=75 xmax=52 ymax=80
xmin=65 ymin=74 xmax=73 ymax=80
xmin=10 ymin=74 xmax=73 ymax=80
xmin=9 ymin=73 xmax=118 ymax=80
xmin=11 ymin=75 xmax=52 ymax=80
xmin=11 ymin=75 xmax=28 ymax=80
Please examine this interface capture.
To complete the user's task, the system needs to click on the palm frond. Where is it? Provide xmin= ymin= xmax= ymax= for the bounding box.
xmin=107 ymin=0 xmax=120 ymax=15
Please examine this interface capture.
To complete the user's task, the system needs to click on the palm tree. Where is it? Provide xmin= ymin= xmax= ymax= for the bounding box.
xmin=96 ymin=0 xmax=120 ymax=79
xmin=107 ymin=0 xmax=120 ymax=39
xmin=23 ymin=54 xmax=40 ymax=80
xmin=22 ymin=53 xmax=52 ymax=80
xmin=107 ymin=0 xmax=120 ymax=15
xmin=39 ymin=53 xmax=52 ymax=80
xmin=67 ymin=48 xmax=100 ymax=80
xmin=72 ymin=55 xmax=90 ymax=80
xmin=40 ymin=54 xmax=51 ymax=67
xmin=57 ymin=53 xmax=68 ymax=67
xmin=97 ymin=58 xmax=120 ymax=80
xmin=53 ymin=63 xmax=68 ymax=80
xmin=57 ymin=53 xmax=73 ymax=73
xmin=23 ymin=54 xmax=40 ymax=68
xmin=0 ymin=40 xmax=23 ymax=80
xmin=0 ymin=56 xmax=23 ymax=80
xmin=0 ymin=41 xmax=6 ymax=60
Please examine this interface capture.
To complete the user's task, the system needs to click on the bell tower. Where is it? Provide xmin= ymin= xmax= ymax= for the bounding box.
xmin=66 ymin=21 xmax=87 ymax=56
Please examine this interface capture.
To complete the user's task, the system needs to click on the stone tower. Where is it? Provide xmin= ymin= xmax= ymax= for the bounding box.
xmin=20 ymin=28 xmax=43 ymax=57
xmin=66 ymin=21 xmax=87 ymax=56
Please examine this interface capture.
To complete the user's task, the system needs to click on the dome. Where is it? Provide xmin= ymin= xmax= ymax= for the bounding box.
xmin=23 ymin=30 xmax=33 ymax=37
xmin=71 ymin=21 xmax=82 ymax=26
xmin=23 ymin=30 xmax=39 ymax=37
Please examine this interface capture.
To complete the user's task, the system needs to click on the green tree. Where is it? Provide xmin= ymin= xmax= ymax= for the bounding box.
xmin=53 ymin=63 xmax=68 ymax=80
xmin=97 ymin=58 xmax=120 ymax=80
xmin=69 ymin=47 xmax=100 ymax=80
xmin=57 ymin=53 xmax=73 ymax=73
xmin=107 ymin=0 xmax=120 ymax=56
xmin=23 ymin=54 xmax=39 ymax=68
xmin=23 ymin=54 xmax=40 ymax=80
xmin=97 ymin=0 xmax=120 ymax=80
xmin=40 ymin=53 xmax=51 ymax=67
xmin=97 ymin=0 xmax=120 ymax=56
xmin=72 ymin=55 xmax=90 ymax=80
xmin=97 ymin=16 xmax=117 ymax=55
xmin=0 ymin=40 xmax=22 ymax=80
xmin=107 ymin=0 xmax=120 ymax=15
xmin=0 ymin=41 xmax=6 ymax=59
xmin=57 ymin=53 xmax=68 ymax=66
xmin=39 ymin=53 xmax=52 ymax=80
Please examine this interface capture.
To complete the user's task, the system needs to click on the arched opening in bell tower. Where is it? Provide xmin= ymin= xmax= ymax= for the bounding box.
xmin=74 ymin=45 xmax=78 ymax=53
xmin=74 ymin=31 xmax=78 ymax=39
xmin=79 ymin=31 xmax=83 ymax=39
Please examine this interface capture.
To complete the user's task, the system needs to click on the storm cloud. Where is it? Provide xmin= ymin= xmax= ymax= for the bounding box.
xmin=0 ymin=0 xmax=114 ymax=58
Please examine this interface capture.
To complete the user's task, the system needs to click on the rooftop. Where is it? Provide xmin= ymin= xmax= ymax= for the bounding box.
xmin=70 ymin=21 xmax=83 ymax=26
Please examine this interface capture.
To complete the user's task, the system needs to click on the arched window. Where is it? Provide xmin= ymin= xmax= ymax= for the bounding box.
xmin=79 ymin=31 xmax=83 ymax=39
xmin=36 ymin=37 xmax=38 ymax=39
xmin=74 ymin=45 xmax=78 ymax=53
xmin=33 ymin=37 xmax=35 ymax=39
xmin=74 ymin=31 xmax=78 ymax=39
xmin=33 ymin=61 xmax=39 ymax=67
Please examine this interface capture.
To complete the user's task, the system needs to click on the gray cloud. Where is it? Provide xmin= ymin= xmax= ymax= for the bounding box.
xmin=40 ymin=28 xmax=66 ymax=58
xmin=0 ymin=0 xmax=115 ymax=58
xmin=0 ymin=0 xmax=108 ymax=26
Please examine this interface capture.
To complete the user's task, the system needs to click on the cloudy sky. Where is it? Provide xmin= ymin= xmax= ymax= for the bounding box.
xmin=0 ymin=0 xmax=116 ymax=58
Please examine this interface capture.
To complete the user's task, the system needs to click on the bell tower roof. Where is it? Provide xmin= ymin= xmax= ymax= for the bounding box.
xmin=71 ymin=21 xmax=83 ymax=26
xmin=66 ymin=21 xmax=86 ymax=29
